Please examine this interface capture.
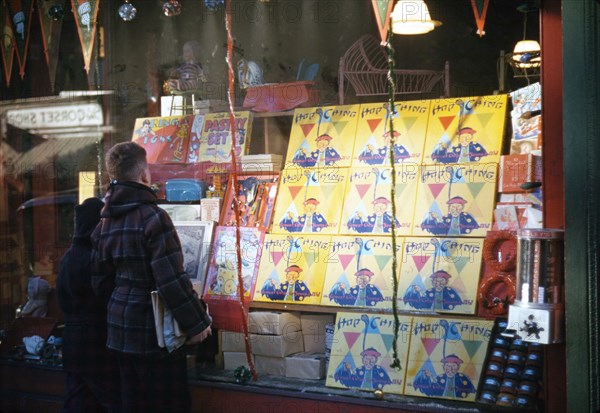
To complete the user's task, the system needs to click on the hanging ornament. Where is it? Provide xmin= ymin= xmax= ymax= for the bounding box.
xmin=204 ymin=0 xmax=224 ymax=11
xmin=48 ymin=4 xmax=65 ymax=21
xmin=162 ymin=0 xmax=182 ymax=16
xmin=118 ymin=0 xmax=137 ymax=21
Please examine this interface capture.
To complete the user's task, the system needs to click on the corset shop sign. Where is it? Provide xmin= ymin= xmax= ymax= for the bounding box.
xmin=5 ymin=103 xmax=103 ymax=130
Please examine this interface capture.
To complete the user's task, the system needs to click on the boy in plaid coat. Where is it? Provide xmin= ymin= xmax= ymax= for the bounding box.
xmin=92 ymin=142 xmax=212 ymax=412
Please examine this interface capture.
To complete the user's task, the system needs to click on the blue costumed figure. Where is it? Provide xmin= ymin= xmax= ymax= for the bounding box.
xmin=420 ymin=196 xmax=479 ymax=236
xmin=292 ymin=134 xmax=341 ymax=167
xmin=279 ymin=198 xmax=328 ymax=233
xmin=329 ymin=268 xmax=384 ymax=307
xmin=260 ymin=265 xmax=311 ymax=302
xmin=347 ymin=197 xmax=399 ymax=234
xmin=431 ymin=127 xmax=488 ymax=164
xmin=403 ymin=270 xmax=463 ymax=311
xmin=334 ymin=348 xmax=392 ymax=390
xmin=358 ymin=131 xmax=410 ymax=165
xmin=413 ymin=354 xmax=476 ymax=398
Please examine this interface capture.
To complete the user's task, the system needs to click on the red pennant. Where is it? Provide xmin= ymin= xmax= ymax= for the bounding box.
xmin=421 ymin=337 xmax=441 ymax=356
xmin=428 ymin=183 xmax=446 ymax=199
xmin=367 ymin=118 xmax=382 ymax=133
xmin=270 ymin=250 xmax=284 ymax=266
xmin=37 ymin=0 xmax=65 ymax=90
xmin=300 ymin=123 xmax=315 ymax=137
xmin=370 ymin=0 xmax=395 ymax=43
xmin=412 ymin=255 xmax=430 ymax=273
xmin=344 ymin=332 xmax=362 ymax=349
xmin=355 ymin=184 xmax=372 ymax=199
xmin=471 ymin=0 xmax=490 ymax=38
xmin=438 ymin=115 xmax=456 ymax=131
xmin=338 ymin=254 xmax=355 ymax=271
xmin=287 ymin=185 xmax=303 ymax=200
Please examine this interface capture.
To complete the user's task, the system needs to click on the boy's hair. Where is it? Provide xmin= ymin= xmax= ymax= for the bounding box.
xmin=105 ymin=142 xmax=147 ymax=182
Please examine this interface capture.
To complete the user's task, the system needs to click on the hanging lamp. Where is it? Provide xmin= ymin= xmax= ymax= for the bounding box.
xmin=391 ymin=0 xmax=441 ymax=35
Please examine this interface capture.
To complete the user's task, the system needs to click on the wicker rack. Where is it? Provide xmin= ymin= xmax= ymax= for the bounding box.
xmin=338 ymin=34 xmax=450 ymax=104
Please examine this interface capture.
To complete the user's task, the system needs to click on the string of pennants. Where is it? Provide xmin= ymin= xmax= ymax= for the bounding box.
xmin=0 ymin=0 xmax=98 ymax=88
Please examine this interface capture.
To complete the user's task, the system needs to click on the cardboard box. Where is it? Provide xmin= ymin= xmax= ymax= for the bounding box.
xmin=499 ymin=154 xmax=542 ymax=193
xmin=250 ymin=331 xmax=304 ymax=357
xmin=220 ymin=330 xmax=246 ymax=352
xmin=300 ymin=314 xmax=335 ymax=336
xmin=223 ymin=351 xmax=253 ymax=370
xmin=248 ymin=311 xmax=302 ymax=335
xmin=303 ymin=333 xmax=327 ymax=354
xmin=285 ymin=352 xmax=326 ymax=379
xmin=255 ymin=355 xmax=286 ymax=376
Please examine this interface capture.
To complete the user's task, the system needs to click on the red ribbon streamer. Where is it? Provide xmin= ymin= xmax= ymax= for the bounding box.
xmin=224 ymin=0 xmax=258 ymax=381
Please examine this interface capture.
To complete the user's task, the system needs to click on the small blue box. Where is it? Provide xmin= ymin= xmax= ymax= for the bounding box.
xmin=165 ymin=179 xmax=206 ymax=202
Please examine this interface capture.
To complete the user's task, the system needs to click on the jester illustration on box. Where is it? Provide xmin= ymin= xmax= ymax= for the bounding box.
xmin=253 ymin=234 xmax=329 ymax=305
xmin=413 ymin=163 xmax=497 ymax=238
xmin=287 ymin=105 xmax=359 ymax=169
xmin=352 ymin=100 xmax=430 ymax=166
xmin=325 ymin=312 xmax=411 ymax=394
xmin=422 ymin=95 xmax=507 ymax=165
xmin=404 ymin=317 xmax=493 ymax=401
xmin=321 ymin=236 xmax=399 ymax=309
xmin=398 ymin=237 xmax=484 ymax=315
xmin=272 ymin=167 xmax=347 ymax=235
xmin=342 ymin=166 xmax=417 ymax=236
xmin=131 ymin=115 xmax=192 ymax=163
xmin=203 ymin=226 xmax=265 ymax=299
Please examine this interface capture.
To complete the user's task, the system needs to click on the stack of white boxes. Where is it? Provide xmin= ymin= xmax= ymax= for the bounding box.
xmin=219 ymin=311 xmax=335 ymax=379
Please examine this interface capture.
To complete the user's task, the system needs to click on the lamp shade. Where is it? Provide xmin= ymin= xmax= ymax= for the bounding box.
xmin=391 ymin=0 xmax=441 ymax=35
xmin=512 ymin=40 xmax=541 ymax=68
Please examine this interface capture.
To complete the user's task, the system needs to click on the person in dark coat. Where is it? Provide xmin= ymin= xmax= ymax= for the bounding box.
xmin=92 ymin=142 xmax=212 ymax=413
xmin=56 ymin=197 xmax=121 ymax=413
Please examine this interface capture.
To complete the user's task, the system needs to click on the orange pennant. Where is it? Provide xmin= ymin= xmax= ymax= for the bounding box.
xmin=71 ymin=0 xmax=100 ymax=73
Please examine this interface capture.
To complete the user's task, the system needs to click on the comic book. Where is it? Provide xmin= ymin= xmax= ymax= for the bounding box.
xmin=398 ymin=237 xmax=485 ymax=315
xmin=325 ymin=312 xmax=412 ymax=395
xmin=340 ymin=166 xmax=418 ymax=236
xmin=422 ymin=95 xmax=508 ymax=165
xmin=286 ymin=105 xmax=359 ymax=168
xmin=320 ymin=236 xmax=401 ymax=310
xmin=131 ymin=115 xmax=192 ymax=164
xmin=196 ymin=111 xmax=253 ymax=163
xmin=412 ymin=163 xmax=498 ymax=237
xmin=271 ymin=167 xmax=348 ymax=235
xmin=352 ymin=100 xmax=430 ymax=166
xmin=253 ymin=234 xmax=330 ymax=305
xmin=403 ymin=316 xmax=494 ymax=401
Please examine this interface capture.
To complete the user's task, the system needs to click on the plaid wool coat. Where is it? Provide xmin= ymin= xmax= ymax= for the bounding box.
xmin=92 ymin=181 xmax=211 ymax=356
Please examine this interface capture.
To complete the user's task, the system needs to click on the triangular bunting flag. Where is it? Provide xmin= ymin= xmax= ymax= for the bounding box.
xmin=0 ymin=5 xmax=16 ymax=86
xmin=462 ymin=339 xmax=483 ymax=359
xmin=333 ymin=121 xmax=348 ymax=136
xmin=450 ymin=273 xmax=468 ymax=293
xmin=421 ymin=337 xmax=441 ymax=356
xmin=412 ymin=255 xmax=430 ymax=273
xmin=338 ymin=254 xmax=355 ymax=271
xmin=401 ymin=116 xmax=419 ymax=132
xmin=380 ymin=333 xmax=395 ymax=352
xmin=287 ymin=185 xmax=303 ymax=200
xmin=71 ymin=0 xmax=100 ymax=73
xmin=37 ymin=0 xmax=65 ymax=91
xmin=355 ymin=183 xmax=372 ymax=199
xmin=438 ymin=115 xmax=456 ymax=131
xmin=343 ymin=331 xmax=362 ymax=349
xmin=453 ymin=257 xmax=469 ymax=274
xmin=374 ymin=254 xmax=391 ymax=271
xmin=476 ymin=112 xmax=495 ymax=129
xmin=367 ymin=118 xmax=382 ymax=133
xmin=7 ymin=0 xmax=33 ymax=78
xmin=467 ymin=182 xmax=486 ymax=199
xmin=428 ymin=183 xmax=446 ymax=199
xmin=305 ymin=250 xmax=317 ymax=267
xmin=300 ymin=123 xmax=315 ymax=137
xmin=370 ymin=0 xmax=394 ymax=43
xmin=270 ymin=250 xmax=284 ymax=266
xmin=471 ymin=0 xmax=490 ymax=38
xmin=462 ymin=362 xmax=478 ymax=379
